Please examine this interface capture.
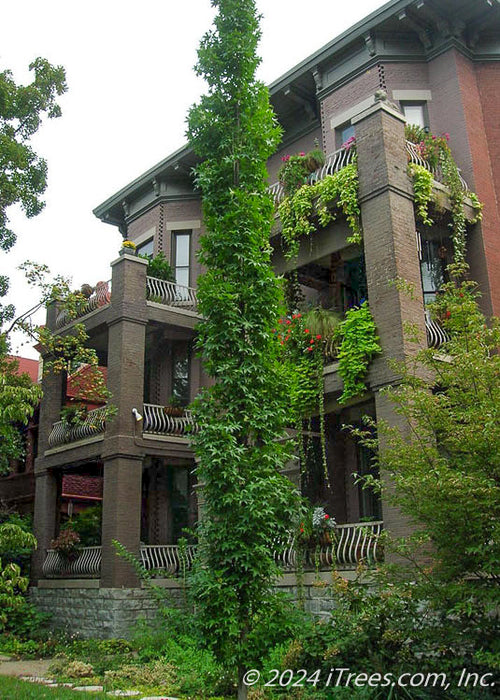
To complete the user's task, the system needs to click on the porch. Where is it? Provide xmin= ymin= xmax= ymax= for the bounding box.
xmin=41 ymin=520 xmax=383 ymax=579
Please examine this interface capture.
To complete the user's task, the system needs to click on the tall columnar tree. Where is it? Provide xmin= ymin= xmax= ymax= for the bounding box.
xmin=187 ymin=1 xmax=300 ymax=695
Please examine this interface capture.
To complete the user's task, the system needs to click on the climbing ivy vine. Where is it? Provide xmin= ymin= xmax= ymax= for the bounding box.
xmin=406 ymin=126 xmax=483 ymax=262
xmin=336 ymin=301 xmax=381 ymax=404
xmin=278 ymin=159 xmax=362 ymax=259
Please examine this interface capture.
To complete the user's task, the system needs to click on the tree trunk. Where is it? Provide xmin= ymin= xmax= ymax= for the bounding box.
xmin=238 ymin=667 xmax=249 ymax=700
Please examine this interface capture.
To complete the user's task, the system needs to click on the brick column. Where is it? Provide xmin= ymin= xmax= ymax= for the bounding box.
xmin=31 ymin=470 xmax=60 ymax=583
xmin=31 ymin=301 xmax=65 ymax=582
xmin=101 ymin=253 xmax=148 ymax=588
xmin=35 ymin=301 xmax=66 ymax=458
xmin=353 ymin=99 xmax=427 ymax=546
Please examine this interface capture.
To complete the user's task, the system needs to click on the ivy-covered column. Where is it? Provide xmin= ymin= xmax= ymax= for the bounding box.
xmin=353 ymin=96 xmax=427 ymax=548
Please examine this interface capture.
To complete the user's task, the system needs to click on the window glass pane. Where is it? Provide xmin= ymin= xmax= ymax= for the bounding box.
xmin=420 ymin=239 xmax=447 ymax=305
xmin=175 ymin=267 xmax=189 ymax=289
xmin=172 ymin=345 xmax=190 ymax=406
xmin=137 ymin=238 xmax=154 ymax=256
xmin=403 ymin=104 xmax=425 ymax=128
xmin=175 ymin=233 xmax=190 ymax=267
xmin=341 ymin=124 xmax=355 ymax=143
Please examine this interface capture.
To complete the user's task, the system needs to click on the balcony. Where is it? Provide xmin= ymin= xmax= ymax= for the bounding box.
xmin=405 ymin=140 xmax=469 ymax=192
xmin=41 ymin=521 xmax=383 ymax=579
xmin=268 ymin=145 xmax=355 ymax=206
xmin=146 ymin=276 xmax=198 ymax=314
xmin=142 ymin=403 xmax=198 ymax=438
xmin=425 ymin=310 xmax=449 ymax=349
xmin=56 ymin=280 xmax=112 ymax=329
xmin=47 ymin=406 xmax=107 ymax=448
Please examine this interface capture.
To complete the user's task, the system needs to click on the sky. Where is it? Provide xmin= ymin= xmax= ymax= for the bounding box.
xmin=1 ymin=0 xmax=387 ymax=358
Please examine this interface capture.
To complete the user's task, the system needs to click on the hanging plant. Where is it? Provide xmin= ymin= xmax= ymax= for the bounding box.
xmin=336 ymin=301 xmax=381 ymax=404
xmin=278 ymin=159 xmax=362 ymax=259
xmin=274 ymin=310 xmax=340 ymax=484
xmin=278 ymin=145 xmax=326 ymax=198
xmin=406 ymin=126 xmax=483 ymax=262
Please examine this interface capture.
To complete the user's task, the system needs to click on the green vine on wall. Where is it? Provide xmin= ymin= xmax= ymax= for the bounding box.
xmin=406 ymin=127 xmax=483 ymax=263
xmin=278 ymin=159 xmax=362 ymax=259
xmin=336 ymin=301 xmax=381 ymax=404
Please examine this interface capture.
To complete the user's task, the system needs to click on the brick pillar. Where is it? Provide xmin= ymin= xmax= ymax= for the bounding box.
xmin=353 ymin=99 xmax=427 ymax=546
xmin=35 ymin=302 xmax=66 ymax=458
xmin=101 ymin=253 xmax=148 ymax=588
xmin=32 ymin=301 xmax=65 ymax=582
xmin=31 ymin=470 xmax=60 ymax=583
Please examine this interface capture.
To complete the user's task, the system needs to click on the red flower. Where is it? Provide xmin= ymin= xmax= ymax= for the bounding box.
xmin=305 ymin=328 xmax=310 ymax=333
xmin=310 ymin=339 xmax=315 ymax=344
xmin=324 ymin=514 xmax=329 ymax=519
xmin=278 ymin=318 xmax=283 ymax=324
xmin=316 ymin=334 xmax=322 ymax=340
xmin=307 ymin=347 xmax=313 ymax=352
xmin=286 ymin=319 xmax=291 ymax=325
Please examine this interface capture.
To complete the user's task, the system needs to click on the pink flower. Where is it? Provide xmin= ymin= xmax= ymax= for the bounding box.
xmin=299 ymin=151 xmax=305 ymax=156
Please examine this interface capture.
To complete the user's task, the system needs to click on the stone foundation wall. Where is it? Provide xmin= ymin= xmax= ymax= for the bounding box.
xmin=30 ymin=570 xmax=359 ymax=639
xmin=29 ymin=582 xmax=185 ymax=639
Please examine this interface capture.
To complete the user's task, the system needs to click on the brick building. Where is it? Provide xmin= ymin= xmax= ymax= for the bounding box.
xmin=30 ymin=0 xmax=500 ymax=636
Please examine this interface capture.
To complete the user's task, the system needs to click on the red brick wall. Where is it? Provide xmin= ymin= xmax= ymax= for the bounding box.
xmin=428 ymin=51 xmax=472 ymax=179
xmin=456 ymin=53 xmax=500 ymax=317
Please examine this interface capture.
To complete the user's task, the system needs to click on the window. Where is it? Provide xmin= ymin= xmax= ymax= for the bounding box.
xmin=136 ymin=237 xmax=154 ymax=257
xmin=420 ymin=234 xmax=450 ymax=305
xmin=172 ymin=231 xmax=191 ymax=289
xmin=336 ymin=122 xmax=355 ymax=148
xmin=357 ymin=445 xmax=382 ymax=521
xmin=401 ymin=102 xmax=428 ymax=129
xmin=171 ymin=343 xmax=190 ymax=407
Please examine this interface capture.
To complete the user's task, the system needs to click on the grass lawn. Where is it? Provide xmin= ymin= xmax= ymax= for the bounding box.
xmin=0 ymin=676 xmax=109 ymax=699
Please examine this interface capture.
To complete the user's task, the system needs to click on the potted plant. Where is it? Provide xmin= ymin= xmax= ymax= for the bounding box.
xmin=163 ymin=395 xmax=185 ymax=417
xmin=60 ymin=404 xmax=88 ymax=429
xmin=51 ymin=528 xmax=81 ymax=563
xmin=119 ymin=240 xmax=137 ymax=255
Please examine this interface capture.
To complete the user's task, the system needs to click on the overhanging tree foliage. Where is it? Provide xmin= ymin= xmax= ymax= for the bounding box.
xmin=187 ymin=1 xmax=301 ymax=695
xmin=0 ymin=58 xmax=67 ymax=326
xmin=357 ymin=262 xmax=499 ymax=591
xmin=0 ymin=59 xmax=67 ymax=470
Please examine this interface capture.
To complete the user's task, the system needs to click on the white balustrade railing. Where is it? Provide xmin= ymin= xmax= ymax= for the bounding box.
xmin=310 ymin=521 xmax=383 ymax=569
xmin=425 ymin=310 xmax=449 ymax=349
xmin=41 ymin=522 xmax=383 ymax=580
xmin=48 ymin=405 xmax=107 ymax=448
xmin=406 ymin=140 xmax=469 ymax=192
xmin=323 ymin=335 xmax=340 ymax=364
xmin=143 ymin=403 xmax=198 ymax=438
xmin=273 ymin=533 xmax=297 ymax=569
xmin=56 ymin=280 xmax=112 ymax=328
xmin=140 ymin=544 xmax=197 ymax=576
xmin=146 ymin=276 xmax=198 ymax=312
xmin=42 ymin=546 xmax=101 ymax=578
xmin=268 ymin=145 xmax=356 ymax=206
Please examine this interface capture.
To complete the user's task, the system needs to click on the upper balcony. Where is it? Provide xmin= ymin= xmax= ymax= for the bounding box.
xmin=53 ymin=257 xmax=200 ymax=338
